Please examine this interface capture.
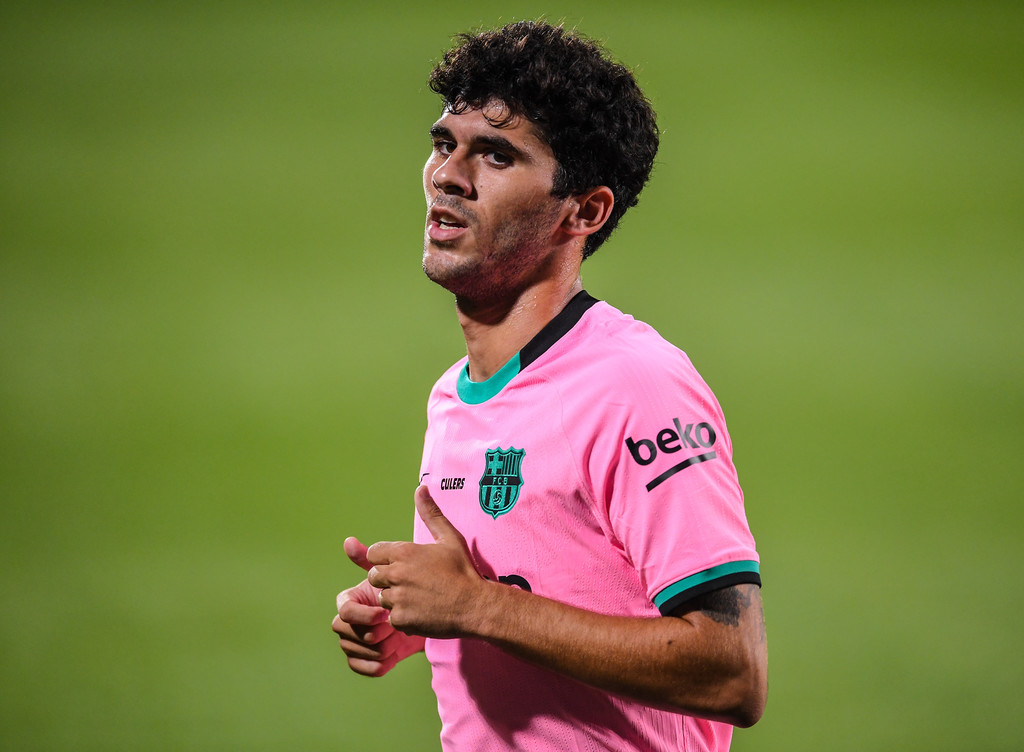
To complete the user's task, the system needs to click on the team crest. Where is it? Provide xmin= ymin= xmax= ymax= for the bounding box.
xmin=479 ymin=447 xmax=525 ymax=519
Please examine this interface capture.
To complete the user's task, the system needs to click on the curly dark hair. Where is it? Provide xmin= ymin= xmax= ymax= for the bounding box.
xmin=428 ymin=21 xmax=659 ymax=259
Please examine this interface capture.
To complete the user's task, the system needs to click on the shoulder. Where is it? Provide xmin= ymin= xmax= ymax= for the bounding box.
xmin=551 ymin=302 xmax=735 ymax=467
xmin=568 ymin=301 xmax=715 ymax=406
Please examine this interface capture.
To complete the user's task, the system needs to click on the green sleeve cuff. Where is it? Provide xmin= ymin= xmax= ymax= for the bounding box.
xmin=653 ymin=560 xmax=761 ymax=615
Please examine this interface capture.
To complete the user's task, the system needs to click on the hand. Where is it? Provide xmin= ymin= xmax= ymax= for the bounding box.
xmin=366 ymin=485 xmax=487 ymax=638
xmin=333 ymin=536 xmax=425 ymax=677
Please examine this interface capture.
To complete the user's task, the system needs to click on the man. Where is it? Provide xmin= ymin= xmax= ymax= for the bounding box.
xmin=333 ymin=21 xmax=767 ymax=751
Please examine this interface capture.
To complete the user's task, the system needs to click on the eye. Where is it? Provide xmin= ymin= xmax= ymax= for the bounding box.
xmin=433 ymin=140 xmax=455 ymax=157
xmin=484 ymin=150 xmax=513 ymax=167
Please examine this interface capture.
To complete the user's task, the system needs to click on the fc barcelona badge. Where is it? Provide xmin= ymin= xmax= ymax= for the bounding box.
xmin=479 ymin=447 xmax=525 ymax=519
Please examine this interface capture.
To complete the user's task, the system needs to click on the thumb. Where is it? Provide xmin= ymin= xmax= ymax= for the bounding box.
xmin=344 ymin=536 xmax=373 ymax=572
xmin=415 ymin=484 xmax=462 ymax=544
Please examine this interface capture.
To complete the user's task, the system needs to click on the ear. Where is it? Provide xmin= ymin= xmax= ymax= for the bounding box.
xmin=561 ymin=186 xmax=614 ymax=239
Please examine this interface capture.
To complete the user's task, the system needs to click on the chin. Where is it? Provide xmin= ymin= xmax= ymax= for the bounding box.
xmin=424 ymin=240 xmax=473 ymax=271
xmin=423 ymin=251 xmax=464 ymax=285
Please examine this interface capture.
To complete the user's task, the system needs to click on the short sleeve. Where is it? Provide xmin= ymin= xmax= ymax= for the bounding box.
xmin=584 ymin=345 xmax=760 ymax=615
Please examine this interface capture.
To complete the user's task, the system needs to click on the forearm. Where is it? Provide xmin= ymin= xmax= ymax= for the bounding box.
xmin=368 ymin=488 xmax=767 ymax=724
xmin=461 ymin=580 xmax=767 ymax=726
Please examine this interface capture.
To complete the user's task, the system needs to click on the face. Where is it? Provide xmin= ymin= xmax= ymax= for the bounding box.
xmin=422 ymin=101 xmax=571 ymax=302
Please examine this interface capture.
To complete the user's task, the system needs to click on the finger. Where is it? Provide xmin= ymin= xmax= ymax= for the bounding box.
xmin=339 ymin=638 xmax=384 ymax=662
xmin=334 ymin=618 xmax=403 ymax=679
xmin=334 ymin=612 xmax=396 ymax=655
xmin=367 ymin=563 xmax=401 ymax=592
xmin=336 ymin=629 xmax=387 ymax=663
xmin=366 ymin=541 xmax=397 ymax=566
xmin=338 ymin=599 xmax=390 ymax=627
xmin=339 ymin=586 xmax=395 ymax=627
xmin=344 ymin=537 xmax=373 ymax=572
xmin=332 ymin=613 xmax=377 ymax=645
xmin=347 ymin=652 xmax=400 ymax=678
xmin=333 ymin=614 xmax=394 ymax=650
xmin=415 ymin=484 xmax=463 ymax=543
xmin=336 ymin=579 xmax=389 ymax=611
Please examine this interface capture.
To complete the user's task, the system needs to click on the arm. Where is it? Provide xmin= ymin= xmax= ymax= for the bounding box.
xmin=332 ymin=537 xmax=426 ymax=677
xmin=367 ymin=486 xmax=768 ymax=726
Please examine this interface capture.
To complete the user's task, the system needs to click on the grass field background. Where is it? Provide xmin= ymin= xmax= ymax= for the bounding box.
xmin=2 ymin=2 xmax=1022 ymax=750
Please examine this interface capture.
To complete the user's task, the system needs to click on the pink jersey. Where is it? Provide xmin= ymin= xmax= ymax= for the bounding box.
xmin=415 ymin=292 xmax=760 ymax=752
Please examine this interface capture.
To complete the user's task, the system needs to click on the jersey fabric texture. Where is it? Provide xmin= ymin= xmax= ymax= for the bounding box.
xmin=415 ymin=291 xmax=761 ymax=752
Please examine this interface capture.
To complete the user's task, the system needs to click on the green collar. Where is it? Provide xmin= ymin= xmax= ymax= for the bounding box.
xmin=454 ymin=290 xmax=599 ymax=405
xmin=456 ymin=352 xmax=521 ymax=404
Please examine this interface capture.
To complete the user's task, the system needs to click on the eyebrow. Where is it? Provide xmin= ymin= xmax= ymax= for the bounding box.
xmin=429 ymin=125 xmax=527 ymax=161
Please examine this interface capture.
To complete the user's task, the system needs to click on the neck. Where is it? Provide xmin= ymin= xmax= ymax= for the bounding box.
xmin=457 ymin=275 xmax=584 ymax=382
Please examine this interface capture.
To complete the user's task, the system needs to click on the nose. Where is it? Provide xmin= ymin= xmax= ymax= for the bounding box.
xmin=430 ymin=152 xmax=472 ymax=198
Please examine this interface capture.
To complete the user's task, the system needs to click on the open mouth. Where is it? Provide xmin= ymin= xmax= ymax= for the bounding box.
xmin=428 ymin=207 xmax=469 ymax=242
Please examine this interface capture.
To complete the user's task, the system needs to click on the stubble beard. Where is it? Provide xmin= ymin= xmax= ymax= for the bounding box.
xmin=422 ymin=199 xmax=564 ymax=306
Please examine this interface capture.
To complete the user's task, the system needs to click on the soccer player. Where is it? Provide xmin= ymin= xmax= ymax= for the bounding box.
xmin=333 ymin=21 xmax=767 ymax=751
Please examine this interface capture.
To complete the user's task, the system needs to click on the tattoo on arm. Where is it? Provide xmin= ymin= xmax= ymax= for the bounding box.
xmin=674 ymin=584 xmax=756 ymax=628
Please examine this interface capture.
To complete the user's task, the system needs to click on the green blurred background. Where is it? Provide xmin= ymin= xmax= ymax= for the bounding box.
xmin=2 ymin=1 xmax=1022 ymax=749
